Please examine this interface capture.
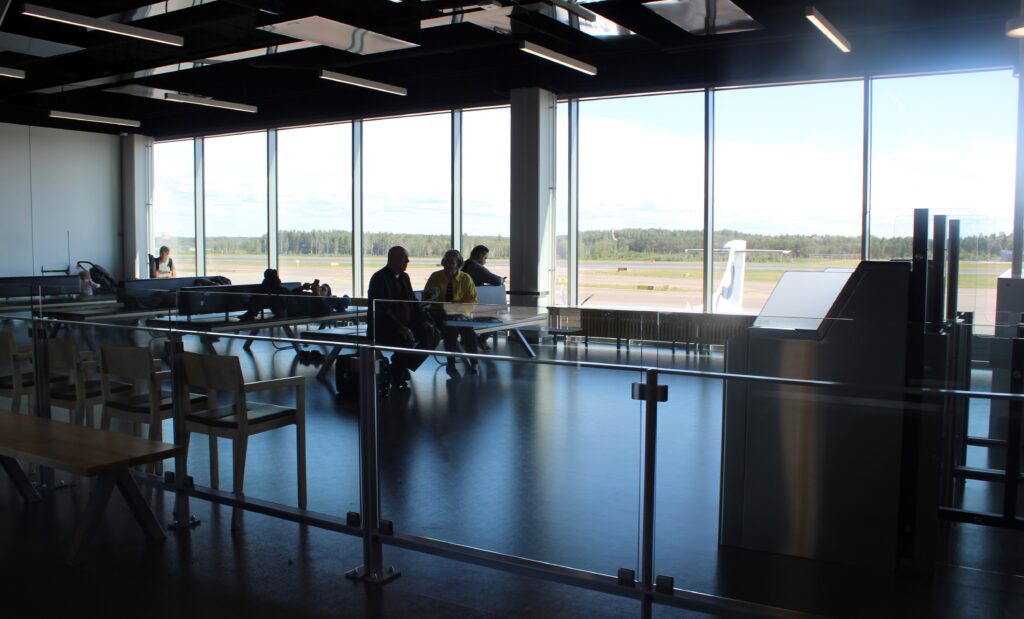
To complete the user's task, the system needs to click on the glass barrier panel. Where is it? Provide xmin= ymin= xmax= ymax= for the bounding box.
xmin=372 ymin=343 xmax=643 ymax=577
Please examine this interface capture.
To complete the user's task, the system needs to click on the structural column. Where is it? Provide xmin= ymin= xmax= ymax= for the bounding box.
xmin=120 ymin=133 xmax=153 ymax=280
xmin=510 ymin=87 xmax=556 ymax=308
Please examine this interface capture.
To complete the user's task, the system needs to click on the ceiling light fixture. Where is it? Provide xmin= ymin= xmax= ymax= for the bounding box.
xmin=22 ymin=3 xmax=184 ymax=47
xmin=519 ymin=41 xmax=596 ymax=75
xmin=1007 ymin=16 xmax=1024 ymax=38
xmin=548 ymin=0 xmax=597 ymax=22
xmin=320 ymin=69 xmax=407 ymax=96
xmin=804 ymin=7 xmax=851 ymax=53
xmin=0 ymin=66 xmax=26 ymax=79
xmin=49 ymin=110 xmax=140 ymax=128
xmin=164 ymin=92 xmax=258 ymax=113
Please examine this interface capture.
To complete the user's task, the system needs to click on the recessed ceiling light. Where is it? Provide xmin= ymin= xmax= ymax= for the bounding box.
xmin=805 ymin=6 xmax=851 ymax=53
xmin=49 ymin=110 xmax=141 ymax=128
xmin=1007 ymin=16 xmax=1024 ymax=38
xmin=22 ymin=3 xmax=184 ymax=47
xmin=320 ymin=70 xmax=407 ymax=96
xmin=0 ymin=66 xmax=26 ymax=79
xmin=163 ymin=92 xmax=258 ymax=113
xmin=519 ymin=41 xmax=597 ymax=76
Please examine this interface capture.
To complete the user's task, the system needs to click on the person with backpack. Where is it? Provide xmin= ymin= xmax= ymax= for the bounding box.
xmin=150 ymin=246 xmax=177 ymax=278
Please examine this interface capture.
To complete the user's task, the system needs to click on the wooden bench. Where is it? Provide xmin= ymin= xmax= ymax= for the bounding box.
xmin=0 ymin=410 xmax=178 ymax=564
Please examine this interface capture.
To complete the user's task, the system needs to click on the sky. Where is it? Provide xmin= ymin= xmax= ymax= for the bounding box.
xmin=152 ymin=69 xmax=1019 ymax=245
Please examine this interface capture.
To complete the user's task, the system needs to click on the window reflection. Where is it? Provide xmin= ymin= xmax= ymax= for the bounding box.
xmin=277 ymin=123 xmax=353 ymax=295
xmin=204 ymin=131 xmax=268 ymax=283
xmin=362 ymin=113 xmax=452 ymax=291
xmin=578 ymin=92 xmax=705 ymax=310
xmin=870 ymin=71 xmax=1017 ymax=333
xmin=152 ymin=139 xmax=196 ymax=276
xmin=713 ymin=81 xmax=864 ymax=315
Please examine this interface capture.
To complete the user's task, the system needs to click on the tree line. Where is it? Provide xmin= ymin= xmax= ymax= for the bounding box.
xmin=170 ymin=228 xmax=1013 ymax=261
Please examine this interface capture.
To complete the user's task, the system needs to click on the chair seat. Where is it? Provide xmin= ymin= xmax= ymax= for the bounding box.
xmin=107 ymin=390 xmax=208 ymax=414
xmin=187 ymin=402 xmax=296 ymax=429
xmin=0 ymin=372 xmax=62 ymax=389
xmin=0 ymin=372 xmax=34 ymax=389
xmin=50 ymin=380 xmax=131 ymax=401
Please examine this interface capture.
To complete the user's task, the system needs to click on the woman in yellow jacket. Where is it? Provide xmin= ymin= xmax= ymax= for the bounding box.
xmin=424 ymin=249 xmax=479 ymax=373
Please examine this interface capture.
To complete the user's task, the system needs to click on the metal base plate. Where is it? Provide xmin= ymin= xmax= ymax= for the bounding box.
xmin=345 ymin=565 xmax=400 ymax=584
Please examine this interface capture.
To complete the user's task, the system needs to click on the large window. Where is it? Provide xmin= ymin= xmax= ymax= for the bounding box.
xmin=204 ymin=132 xmax=268 ymax=283
xmin=151 ymin=140 xmax=196 ymax=277
xmin=462 ymin=107 xmax=510 ymax=283
xmin=362 ymin=113 xmax=452 ymax=291
xmin=871 ymin=71 xmax=1017 ymax=332
xmin=578 ymin=92 xmax=705 ymax=310
xmin=554 ymin=101 xmax=570 ymax=306
xmin=713 ymin=81 xmax=864 ymax=315
xmin=277 ymin=123 xmax=353 ymax=295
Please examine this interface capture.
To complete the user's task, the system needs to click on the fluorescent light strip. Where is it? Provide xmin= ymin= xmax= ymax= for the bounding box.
xmin=320 ymin=70 xmax=407 ymax=96
xmin=804 ymin=7 xmax=851 ymax=53
xmin=0 ymin=66 xmax=26 ymax=79
xmin=49 ymin=110 xmax=140 ymax=128
xmin=519 ymin=41 xmax=596 ymax=76
xmin=163 ymin=92 xmax=258 ymax=113
xmin=22 ymin=3 xmax=184 ymax=47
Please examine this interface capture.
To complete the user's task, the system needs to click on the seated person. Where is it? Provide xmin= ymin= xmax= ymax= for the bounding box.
xmin=78 ymin=270 xmax=100 ymax=298
xmin=462 ymin=245 xmax=505 ymax=287
xmin=150 ymin=246 xmax=177 ymax=279
xmin=424 ymin=249 xmax=479 ymax=373
xmin=367 ymin=246 xmax=440 ymax=387
xmin=461 ymin=244 xmax=505 ymax=351
xmin=290 ymin=279 xmax=350 ymax=316
xmin=239 ymin=268 xmax=289 ymax=320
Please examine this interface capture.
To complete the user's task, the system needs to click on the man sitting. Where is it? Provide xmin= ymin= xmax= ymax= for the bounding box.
xmin=367 ymin=246 xmax=439 ymax=388
xmin=461 ymin=244 xmax=505 ymax=351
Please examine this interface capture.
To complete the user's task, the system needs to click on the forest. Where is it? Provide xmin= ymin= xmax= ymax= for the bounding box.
xmin=177 ymin=228 xmax=1014 ymax=261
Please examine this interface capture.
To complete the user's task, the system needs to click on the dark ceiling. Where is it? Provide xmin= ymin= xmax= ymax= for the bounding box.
xmin=0 ymin=0 xmax=1018 ymax=139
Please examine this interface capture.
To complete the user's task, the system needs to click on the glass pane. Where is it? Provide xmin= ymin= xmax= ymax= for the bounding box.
xmin=579 ymin=92 xmax=705 ymax=310
xmin=152 ymin=139 xmax=196 ymax=277
xmin=363 ymin=113 xmax=452 ymax=291
xmin=870 ymin=71 xmax=1017 ymax=334
xmin=277 ymin=123 xmax=354 ymax=296
xmin=204 ymin=132 xmax=269 ymax=283
xmin=462 ymin=107 xmax=510 ymax=281
xmin=713 ymin=81 xmax=864 ymax=315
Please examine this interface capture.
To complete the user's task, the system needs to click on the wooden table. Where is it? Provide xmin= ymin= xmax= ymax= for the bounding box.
xmin=0 ymin=411 xmax=179 ymax=564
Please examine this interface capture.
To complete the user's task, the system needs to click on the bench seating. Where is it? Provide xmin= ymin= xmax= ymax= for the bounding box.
xmin=0 ymin=410 xmax=178 ymax=564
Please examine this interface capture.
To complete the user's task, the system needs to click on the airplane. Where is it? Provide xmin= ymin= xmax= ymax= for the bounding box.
xmin=690 ymin=240 xmax=791 ymax=313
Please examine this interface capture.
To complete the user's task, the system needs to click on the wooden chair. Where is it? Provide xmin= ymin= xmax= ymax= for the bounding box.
xmin=179 ymin=351 xmax=306 ymax=527
xmin=0 ymin=331 xmax=36 ymax=413
xmin=47 ymin=338 xmax=130 ymax=427
xmin=99 ymin=345 xmax=207 ymax=441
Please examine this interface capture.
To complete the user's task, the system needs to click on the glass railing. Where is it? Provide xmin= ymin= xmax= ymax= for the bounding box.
xmin=0 ymin=288 xmax=1022 ymax=616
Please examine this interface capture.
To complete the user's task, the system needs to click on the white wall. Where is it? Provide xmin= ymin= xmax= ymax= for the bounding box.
xmin=0 ymin=122 xmax=121 ymax=278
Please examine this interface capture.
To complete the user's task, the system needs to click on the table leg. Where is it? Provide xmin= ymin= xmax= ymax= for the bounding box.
xmin=0 ymin=455 xmax=42 ymax=502
xmin=114 ymin=468 xmax=166 ymax=542
xmin=317 ymin=345 xmax=342 ymax=380
xmin=66 ymin=474 xmax=116 ymax=564
xmin=511 ymin=328 xmax=537 ymax=358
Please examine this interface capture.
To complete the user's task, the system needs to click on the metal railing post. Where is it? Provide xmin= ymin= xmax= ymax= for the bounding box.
xmin=30 ymin=312 xmax=55 ymax=488
xmin=168 ymin=330 xmax=199 ymax=530
xmin=1006 ymin=339 xmax=1023 ymax=522
xmin=631 ymin=368 xmax=668 ymax=619
xmin=347 ymin=345 xmax=399 ymax=584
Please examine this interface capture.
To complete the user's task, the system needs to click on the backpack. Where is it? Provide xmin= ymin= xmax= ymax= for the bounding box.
xmin=76 ymin=261 xmax=117 ymax=290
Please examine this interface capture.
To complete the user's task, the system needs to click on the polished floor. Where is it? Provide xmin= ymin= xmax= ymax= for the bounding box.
xmin=1 ymin=325 xmax=1022 ymax=618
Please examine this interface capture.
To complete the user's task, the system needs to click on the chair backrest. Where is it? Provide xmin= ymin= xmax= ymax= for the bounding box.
xmin=101 ymin=346 xmax=153 ymax=381
xmin=476 ymin=283 xmax=506 ymax=306
xmin=47 ymin=339 xmax=79 ymax=374
xmin=180 ymin=351 xmax=248 ymax=429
